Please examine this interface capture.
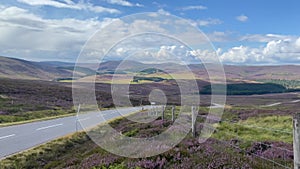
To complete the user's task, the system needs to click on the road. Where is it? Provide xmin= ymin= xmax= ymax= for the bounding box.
xmin=0 ymin=106 xmax=146 ymax=159
xmin=0 ymin=99 xmax=298 ymax=159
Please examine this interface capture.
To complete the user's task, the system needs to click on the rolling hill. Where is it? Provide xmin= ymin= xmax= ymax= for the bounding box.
xmin=0 ymin=56 xmax=74 ymax=80
xmin=223 ymin=65 xmax=300 ymax=80
xmin=1 ymin=55 xmax=300 ymax=82
xmin=96 ymin=61 xmax=300 ymax=81
xmin=0 ymin=56 xmax=95 ymax=80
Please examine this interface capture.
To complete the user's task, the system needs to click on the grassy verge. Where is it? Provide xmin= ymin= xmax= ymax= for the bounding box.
xmin=0 ymin=104 xmax=114 ymax=127
xmin=0 ymin=109 xmax=75 ymax=126
xmin=0 ymin=95 xmax=76 ymax=126
xmin=0 ymin=113 xmax=76 ymax=127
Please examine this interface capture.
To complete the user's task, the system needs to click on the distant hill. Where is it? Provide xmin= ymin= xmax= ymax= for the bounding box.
xmin=97 ymin=61 xmax=186 ymax=73
xmin=0 ymin=56 xmax=95 ymax=80
xmin=97 ymin=60 xmax=145 ymax=73
xmin=38 ymin=61 xmax=75 ymax=67
xmin=1 ymin=56 xmax=300 ymax=82
xmin=222 ymin=65 xmax=300 ymax=80
xmin=0 ymin=56 xmax=73 ymax=80
xmin=96 ymin=60 xmax=300 ymax=81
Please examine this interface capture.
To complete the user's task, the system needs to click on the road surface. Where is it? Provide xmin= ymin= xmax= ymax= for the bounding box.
xmin=0 ymin=106 xmax=146 ymax=159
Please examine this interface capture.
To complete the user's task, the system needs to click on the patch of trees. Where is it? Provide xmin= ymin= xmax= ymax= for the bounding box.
xmin=200 ymin=83 xmax=289 ymax=95
xmin=258 ymin=79 xmax=300 ymax=89
xmin=132 ymin=76 xmax=165 ymax=83
xmin=97 ymin=70 xmax=127 ymax=75
xmin=55 ymin=77 xmax=75 ymax=81
xmin=140 ymin=68 xmax=163 ymax=74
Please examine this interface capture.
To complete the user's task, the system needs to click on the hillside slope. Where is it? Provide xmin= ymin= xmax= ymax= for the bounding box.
xmin=0 ymin=56 xmax=74 ymax=80
xmin=1 ymin=56 xmax=300 ymax=81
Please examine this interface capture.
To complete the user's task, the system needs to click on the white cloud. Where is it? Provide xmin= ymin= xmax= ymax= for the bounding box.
xmin=81 ymin=16 xmax=227 ymax=62
xmin=220 ymin=46 xmax=253 ymax=63
xmin=240 ymin=34 xmax=293 ymax=42
xmin=17 ymin=0 xmax=76 ymax=8
xmin=221 ymin=38 xmax=300 ymax=64
xmin=197 ymin=18 xmax=222 ymax=26
xmin=295 ymin=38 xmax=300 ymax=48
xmin=115 ymin=47 xmax=126 ymax=56
xmin=144 ymin=45 xmax=198 ymax=64
xmin=106 ymin=0 xmax=143 ymax=7
xmin=156 ymin=45 xmax=177 ymax=57
xmin=110 ymin=41 xmax=297 ymax=65
xmin=186 ymin=37 xmax=300 ymax=65
xmin=157 ymin=9 xmax=170 ymax=15
xmin=17 ymin=0 xmax=120 ymax=13
xmin=181 ymin=5 xmax=207 ymax=11
xmin=189 ymin=18 xmax=222 ymax=27
xmin=94 ymin=32 xmax=300 ymax=65
xmin=186 ymin=49 xmax=219 ymax=63
xmin=89 ymin=25 xmax=300 ymax=64
xmin=2 ymin=5 xmax=298 ymax=65
xmin=0 ymin=6 xmax=117 ymax=61
xmin=236 ymin=14 xmax=248 ymax=22
xmin=0 ymin=6 xmax=225 ymax=62
xmin=207 ymin=31 xmax=232 ymax=42
xmin=152 ymin=1 xmax=167 ymax=8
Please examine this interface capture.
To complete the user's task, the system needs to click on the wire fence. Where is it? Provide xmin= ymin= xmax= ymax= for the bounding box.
xmin=216 ymin=136 xmax=291 ymax=169
xmin=197 ymin=114 xmax=294 ymax=169
xmin=150 ymin=105 xmax=294 ymax=168
xmin=220 ymin=129 xmax=292 ymax=168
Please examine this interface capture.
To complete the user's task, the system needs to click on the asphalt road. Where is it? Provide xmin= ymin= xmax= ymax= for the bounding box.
xmin=0 ymin=106 xmax=146 ymax=159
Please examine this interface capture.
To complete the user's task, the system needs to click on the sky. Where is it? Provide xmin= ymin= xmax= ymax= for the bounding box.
xmin=0 ymin=0 xmax=300 ymax=65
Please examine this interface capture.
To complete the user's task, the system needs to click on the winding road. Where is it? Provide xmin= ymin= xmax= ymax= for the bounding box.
xmin=0 ymin=107 xmax=145 ymax=159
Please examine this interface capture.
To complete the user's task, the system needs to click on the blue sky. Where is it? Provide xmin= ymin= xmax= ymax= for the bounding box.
xmin=0 ymin=0 xmax=299 ymax=65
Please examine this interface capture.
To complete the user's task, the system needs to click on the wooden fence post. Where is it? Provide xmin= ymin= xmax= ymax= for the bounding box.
xmin=192 ymin=106 xmax=196 ymax=137
xmin=162 ymin=106 xmax=165 ymax=121
xmin=172 ymin=105 xmax=175 ymax=122
xmin=294 ymin=113 xmax=300 ymax=169
xmin=76 ymin=104 xmax=81 ymax=132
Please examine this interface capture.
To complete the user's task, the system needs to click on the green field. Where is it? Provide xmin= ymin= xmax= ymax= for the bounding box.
xmin=213 ymin=115 xmax=293 ymax=144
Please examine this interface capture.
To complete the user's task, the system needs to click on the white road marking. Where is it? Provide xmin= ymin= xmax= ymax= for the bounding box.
xmin=208 ymin=103 xmax=225 ymax=109
xmin=36 ymin=123 xmax=63 ymax=131
xmin=291 ymin=100 xmax=300 ymax=103
xmin=96 ymin=114 xmax=103 ymax=118
xmin=261 ymin=102 xmax=282 ymax=107
xmin=0 ymin=134 xmax=15 ymax=140
xmin=78 ymin=117 xmax=90 ymax=122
